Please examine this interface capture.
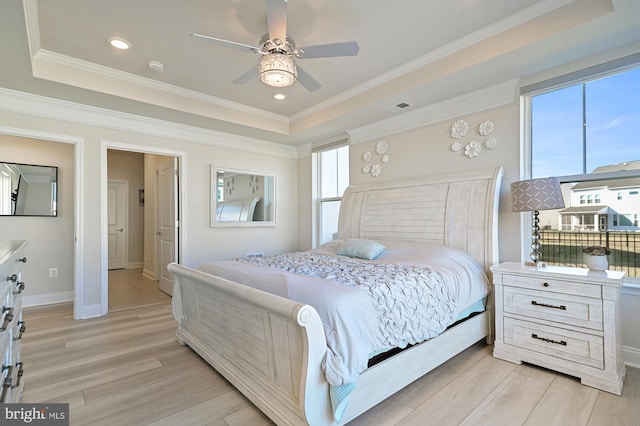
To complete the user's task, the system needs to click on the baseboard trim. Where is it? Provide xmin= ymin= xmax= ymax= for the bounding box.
xmin=128 ymin=262 xmax=144 ymax=269
xmin=23 ymin=291 xmax=73 ymax=308
xmin=142 ymin=268 xmax=157 ymax=281
xmin=623 ymin=345 xmax=640 ymax=369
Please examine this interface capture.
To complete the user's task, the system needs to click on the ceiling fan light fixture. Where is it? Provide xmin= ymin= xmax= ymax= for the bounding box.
xmin=259 ymin=54 xmax=297 ymax=88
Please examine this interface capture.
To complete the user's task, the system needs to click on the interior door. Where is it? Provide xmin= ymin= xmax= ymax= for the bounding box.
xmin=107 ymin=180 xmax=128 ymax=270
xmin=158 ymin=157 xmax=178 ymax=295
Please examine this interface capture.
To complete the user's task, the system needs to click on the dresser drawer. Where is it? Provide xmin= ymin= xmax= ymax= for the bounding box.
xmin=503 ymin=317 xmax=604 ymax=369
xmin=503 ymin=285 xmax=603 ymax=331
xmin=502 ymin=274 xmax=601 ymax=299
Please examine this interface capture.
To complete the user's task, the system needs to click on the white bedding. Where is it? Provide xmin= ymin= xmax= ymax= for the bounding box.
xmin=195 ymin=240 xmax=490 ymax=388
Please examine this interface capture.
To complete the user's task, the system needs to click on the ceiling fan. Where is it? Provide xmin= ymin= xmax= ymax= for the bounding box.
xmin=190 ymin=0 xmax=359 ymax=92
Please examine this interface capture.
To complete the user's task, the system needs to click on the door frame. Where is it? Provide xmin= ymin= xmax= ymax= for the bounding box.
xmin=100 ymin=140 xmax=187 ymax=315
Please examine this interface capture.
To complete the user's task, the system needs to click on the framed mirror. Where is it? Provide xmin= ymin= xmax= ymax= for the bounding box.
xmin=211 ymin=166 xmax=276 ymax=227
xmin=0 ymin=162 xmax=58 ymax=217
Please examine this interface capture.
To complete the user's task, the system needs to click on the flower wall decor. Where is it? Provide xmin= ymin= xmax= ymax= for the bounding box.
xmin=449 ymin=119 xmax=498 ymax=159
xmin=450 ymin=120 xmax=469 ymax=139
xmin=362 ymin=139 xmax=391 ymax=177
xmin=248 ymin=175 xmax=260 ymax=194
xmin=225 ymin=177 xmax=235 ymax=195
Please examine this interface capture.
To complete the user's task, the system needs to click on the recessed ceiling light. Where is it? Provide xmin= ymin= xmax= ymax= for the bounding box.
xmin=274 ymin=93 xmax=286 ymax=100
xmin=108 ymin=37 xmax=131 ymax=50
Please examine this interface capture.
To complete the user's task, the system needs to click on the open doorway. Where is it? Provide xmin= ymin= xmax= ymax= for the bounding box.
xmin=105 ymin=147 xmax=181 ymax=312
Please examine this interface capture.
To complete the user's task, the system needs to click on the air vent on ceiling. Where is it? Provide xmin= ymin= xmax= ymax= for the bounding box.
xmin=384 ymin=101 xmax=413 ymax=113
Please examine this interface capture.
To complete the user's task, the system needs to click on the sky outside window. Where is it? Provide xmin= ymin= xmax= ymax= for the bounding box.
xmin=532 ymin=67 xmax=640 ymax=178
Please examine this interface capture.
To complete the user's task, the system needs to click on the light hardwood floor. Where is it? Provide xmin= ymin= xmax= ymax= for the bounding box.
xmin=21 ymin=302 xmax=640 ymax=425
xmin=108 ymin=268 xmax=171 ymax=311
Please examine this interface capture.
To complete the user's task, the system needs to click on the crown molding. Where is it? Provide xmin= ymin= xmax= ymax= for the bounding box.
xmin=0 ymin=88 xmax=298 ymax=159
xmin=29 ymin=49 xmax=290 ymax=135
xmin=22 ymin=0 xmax=288 ymax=135
xmin=347 ymin=78 xmax=518 ymax=144
xmin=291 ymin=0 xmax=573 ymax=123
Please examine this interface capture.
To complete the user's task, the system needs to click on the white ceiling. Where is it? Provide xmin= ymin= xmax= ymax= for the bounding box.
xmin=10 ymin=0 xmax=640 ymax=145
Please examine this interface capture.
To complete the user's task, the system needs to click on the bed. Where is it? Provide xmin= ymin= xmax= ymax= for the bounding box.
xmin=168 ymin=166 xmax=503 ymax=425
xmin=216 ymin=196 xmax=260 ymax=222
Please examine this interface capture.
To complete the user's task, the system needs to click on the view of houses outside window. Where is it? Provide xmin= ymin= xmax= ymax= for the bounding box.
xmin=530 ymin=66 xmax=640 ymax=278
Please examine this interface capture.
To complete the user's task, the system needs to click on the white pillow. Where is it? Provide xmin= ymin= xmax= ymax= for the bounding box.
xmin=336 ymin=239 xmax=385 ymax=260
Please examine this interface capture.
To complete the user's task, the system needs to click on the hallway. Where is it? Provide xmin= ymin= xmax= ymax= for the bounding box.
xmin=108 ymin=268 xmax=170 ymax=311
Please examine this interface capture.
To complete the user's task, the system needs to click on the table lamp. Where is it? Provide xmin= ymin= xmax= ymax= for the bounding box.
xmin=511 ymin=177 xmax=565 ymax=265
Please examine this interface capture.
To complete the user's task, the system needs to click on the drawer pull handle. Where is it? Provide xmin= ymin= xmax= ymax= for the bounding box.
xmin=531 ymin=300 xmax=566 ymax=310
xmin=6 ymin=274 xmax=17 ymax=283
xmin=13 ymin=282 xmax=25 ymax=295
xmin=532 ymin=333 xmax=567 ymax=346
xmin=14 ymin=321 xmax=25 ymax=341
xmin=17 ymin=257 xmax=27 ymax=263
xmin=12 ymin=362 xmax=23 ymax=389
xmin=0 ymin=365 xmax=13 ymax=403
xmin=0 ymin=307 xmax=14 ymax=332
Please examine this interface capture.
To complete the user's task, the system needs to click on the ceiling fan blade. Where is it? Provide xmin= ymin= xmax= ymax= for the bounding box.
xmin=190 ymin=33 xmax=259 ymax=53
xmin=233 ymin=66 xmax=259 ymax=84
xmin=296 ymin=66 xmax=321 ymax=92
xmin=298 ymin=41 xmax=359 ymax=59
xmin=266 ymin=0 xmax=287 ymax=43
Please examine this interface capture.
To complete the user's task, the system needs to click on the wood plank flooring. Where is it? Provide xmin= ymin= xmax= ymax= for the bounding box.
xmin=21 ymin=302 xmax=640 ymax=425
xmin=108 ymin=268 xmax=171 ymax=312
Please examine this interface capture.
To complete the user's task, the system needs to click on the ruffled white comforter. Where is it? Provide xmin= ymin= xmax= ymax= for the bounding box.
xmin=196 ymin=240 xmax=490 ymax=387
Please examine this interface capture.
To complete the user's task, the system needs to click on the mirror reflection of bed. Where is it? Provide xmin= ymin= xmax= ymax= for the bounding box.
xmin=211 ymin=167 xmax=275 ymax=226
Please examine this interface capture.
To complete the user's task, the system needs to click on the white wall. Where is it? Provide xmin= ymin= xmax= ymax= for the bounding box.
xmin=0 ymin=135 xmax=74 ymax=304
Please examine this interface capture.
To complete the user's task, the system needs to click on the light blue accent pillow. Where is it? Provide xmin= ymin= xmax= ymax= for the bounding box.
xmin=336 ymin=238 xmax=385 ymax=260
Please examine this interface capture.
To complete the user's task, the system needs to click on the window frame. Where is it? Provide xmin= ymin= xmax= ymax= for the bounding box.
xmin=521 ymin=54 xmax=640 ymax=283
xmin=312 ymin=142 xmax=349 ymax=248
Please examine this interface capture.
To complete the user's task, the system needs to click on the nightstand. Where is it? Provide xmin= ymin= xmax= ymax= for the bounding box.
xmin=491 ymin=262 xmax=626 ymax=395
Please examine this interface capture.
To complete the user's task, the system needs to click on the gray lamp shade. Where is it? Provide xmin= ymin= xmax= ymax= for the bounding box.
xmin=511 ymin=177 xmax=565 ymax=212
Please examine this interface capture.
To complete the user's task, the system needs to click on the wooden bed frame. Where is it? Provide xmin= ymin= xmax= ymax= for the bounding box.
xmin=169 ymin=166 xmax=503 ymax=425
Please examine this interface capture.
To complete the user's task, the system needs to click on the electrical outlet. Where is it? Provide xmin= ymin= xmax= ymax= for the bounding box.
xmin=49 ymin=268 xmax=58 ymax=278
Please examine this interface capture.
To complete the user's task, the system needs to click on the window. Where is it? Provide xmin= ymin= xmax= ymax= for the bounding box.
xmin=0 ymin=170 xmax=11 ymax=215
xmin=526 ymin=59 xmax=640 ymax=278
xmin=315 ymin=144 xmax=349 ymax=245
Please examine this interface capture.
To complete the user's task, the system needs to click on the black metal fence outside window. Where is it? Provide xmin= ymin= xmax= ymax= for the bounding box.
xmin=540 ymin=230 xmax=640 ymax=278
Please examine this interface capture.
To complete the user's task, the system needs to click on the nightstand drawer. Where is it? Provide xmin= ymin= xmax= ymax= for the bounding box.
xmin=503 ymin=286 xmax=603 ymax=331
xmin=503 ymin=317 xmax=604 ymax=369
xmin=502 ymin=274 xmax=601 ymax=299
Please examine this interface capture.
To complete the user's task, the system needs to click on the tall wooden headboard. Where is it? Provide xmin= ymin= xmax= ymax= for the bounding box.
xmin=338 ymin=167 xmax=504 ymax=272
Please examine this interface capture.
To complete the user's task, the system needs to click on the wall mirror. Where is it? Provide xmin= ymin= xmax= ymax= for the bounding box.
xmin=0 ymin=162 xmax=58 ymax=217
xmin=211 ymin=166 xmax=276 ymax=227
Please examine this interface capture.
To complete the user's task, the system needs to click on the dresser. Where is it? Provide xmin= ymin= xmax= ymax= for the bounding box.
xmin=492 ymin=262 xmax=625 ymax=395
xmin=0 ymin=241 xmax=27 ymax=403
